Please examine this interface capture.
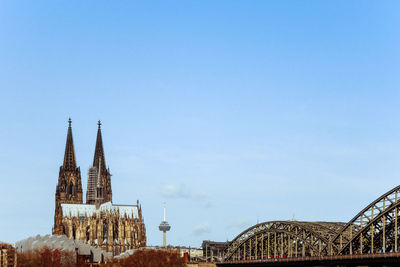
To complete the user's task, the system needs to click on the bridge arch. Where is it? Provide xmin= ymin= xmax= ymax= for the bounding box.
xmin=224 ymin=221 xmax=344 ymax=261
xmin=224 ymin=185 xmax=400 ymax=263
xmin=332 ymin=185 xmax=400 ymax=255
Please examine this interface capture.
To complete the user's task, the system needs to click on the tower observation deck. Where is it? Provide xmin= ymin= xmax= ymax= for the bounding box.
xmin=158 ymin=202 xmax=171 ymax=247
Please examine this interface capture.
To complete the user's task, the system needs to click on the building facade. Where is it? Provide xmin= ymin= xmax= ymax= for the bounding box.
xmin=202 ymin=240 xmax=229 ymax=262
xmin=53 ymin=119 xmax=146 ymax=255
xmin=0 ymin=243 xmax=17 ymax=267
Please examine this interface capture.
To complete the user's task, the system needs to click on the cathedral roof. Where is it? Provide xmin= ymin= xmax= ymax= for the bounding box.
xmin=61 ymin=202 xmax=139 ymax=219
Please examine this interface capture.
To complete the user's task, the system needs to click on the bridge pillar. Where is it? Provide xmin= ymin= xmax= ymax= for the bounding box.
xmin=382 ymin=198 xmax=386 ymax=254
xmin=318 ymin=239 xmax=321 ymax=255
xmin=255 ymin=235 xmax=257 ymax=259
xmin=243 ymin=240 xmax=246 ymax=259
xmin=249 ymin=238 xmax=252 ymax=259
xmin=294 ymin=236 xmax=297 ymax=257
xmin=371 ymin=224 xmax=374 ymax=253
xmin=261 ymin=233 xmax=264 ymax=260
xmin=360 ymin=215 xmax=363 ymax=255
xmin=349 ymin=226 xmax=352 ymax=255
xmin=396 ymin=206 xmax=398 ymax=252
xmin=371 ymin=207 xmax=374 ymax=253
xmin=267 ymin=232 xmax=270 ymax=259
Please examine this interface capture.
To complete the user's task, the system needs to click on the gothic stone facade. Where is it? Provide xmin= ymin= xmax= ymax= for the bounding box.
xmin=0 ymin=243 xmax=17 ymax=267
xmin=53 ymin=120 xmax=146 ymax=255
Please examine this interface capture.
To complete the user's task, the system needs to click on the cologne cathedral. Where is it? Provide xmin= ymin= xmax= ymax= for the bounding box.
xmin=53 ymin=119 xmax=146 ymax=255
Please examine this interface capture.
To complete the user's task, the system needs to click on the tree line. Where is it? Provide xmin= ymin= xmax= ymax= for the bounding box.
xmin=17 ymin=247 xmax=186 ymax=267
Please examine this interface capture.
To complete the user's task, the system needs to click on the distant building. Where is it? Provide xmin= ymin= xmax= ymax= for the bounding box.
xmin=115 ymin=246 xmax=203 ymax=261
xmin=202 ymin=240 xmax=229 ymax=262
xmin=16 ymin=234 xmax=112 ymax=264
xmin=0 ymin=243 xmax=17 ymax=267
xmin=175 ymin=246 xmax=203 ymax=260
xmin=53 ymin=119 xmax=146 ymax=256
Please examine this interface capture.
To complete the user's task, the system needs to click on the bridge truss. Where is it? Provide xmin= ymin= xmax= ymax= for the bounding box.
xmin=224 ymin=185 xmax=400 ymax=261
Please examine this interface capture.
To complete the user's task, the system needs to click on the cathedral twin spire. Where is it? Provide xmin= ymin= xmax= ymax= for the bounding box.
xmin=59 ymin=118 xmax=112 ymax=205
xmin=91 ymin=120 xmax=112 ymax=204
xmin=93 ymin=120 xmax=107 ymax=176
xmin=55 ymin=118 xmax=83 ymax=216
xmin=63 ymin=118 xmax=76 ymax=170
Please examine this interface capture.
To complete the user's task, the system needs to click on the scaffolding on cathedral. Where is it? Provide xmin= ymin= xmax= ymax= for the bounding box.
xmin=86 ymin=166 xmax=97 ymax=204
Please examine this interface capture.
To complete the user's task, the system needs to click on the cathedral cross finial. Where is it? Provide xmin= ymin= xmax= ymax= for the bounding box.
xmin=68 ymin=118 xmax=72 ymax=127
xmin=98 ymin=120 xmax=101 ymax=129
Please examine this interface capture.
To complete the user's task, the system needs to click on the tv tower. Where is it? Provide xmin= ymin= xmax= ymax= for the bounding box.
xmin=158 ymin=202 xmax=171 ymax=247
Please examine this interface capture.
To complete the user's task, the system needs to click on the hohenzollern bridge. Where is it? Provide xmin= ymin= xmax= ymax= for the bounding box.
xmin=219 ymin=185 xmax=400 ymax=267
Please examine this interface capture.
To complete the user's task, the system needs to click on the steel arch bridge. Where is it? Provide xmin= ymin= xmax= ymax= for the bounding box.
xmin=224 ymin=185 xmax=400 ymax=261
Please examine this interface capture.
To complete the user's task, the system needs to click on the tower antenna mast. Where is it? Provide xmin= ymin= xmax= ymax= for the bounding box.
xmin=159 ymin=202 xmax=171 ymax=247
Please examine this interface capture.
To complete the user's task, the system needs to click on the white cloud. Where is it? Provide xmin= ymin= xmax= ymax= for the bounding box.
xmin=228 ymin=219 xmax=251 ymax=230
xmin=162 ymin=184 xmax=189 ymax=199
xmin=204 ymin=201 xmax=212 ymax=209
xmin=162 ymin=184 xmax=211 ymax=207
xmin=193 ymin=223 xmax=211 ymax=235
xmin=194 ymin=192 xmax=209 ymax=201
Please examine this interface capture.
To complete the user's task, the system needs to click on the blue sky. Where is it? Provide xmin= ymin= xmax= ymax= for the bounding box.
xmin=0 ymin=1 xmax=399 ymax=247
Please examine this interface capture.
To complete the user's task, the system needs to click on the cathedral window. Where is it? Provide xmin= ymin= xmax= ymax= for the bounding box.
xmin=69 ymin=183 xmax=74 ymax=195
xmin=103 ymin=222 xmax=107 ymax=240
xmin=72 ymin=226 xmax=76 ymax=239
xmin=60 ymin=181 xmax=67 ymax=193
xmin=97 ymin=187 xmax=103 ymax=198
xmin=114 ymin=223 xmax=119 ymax=240
xmin=86 ymin=226 xmax=90 ymax=243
